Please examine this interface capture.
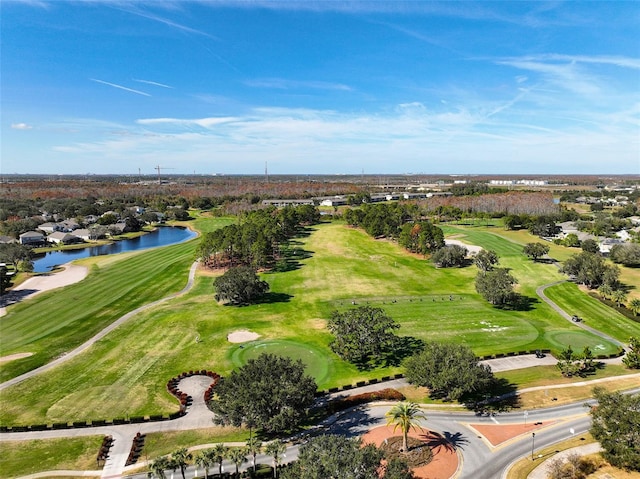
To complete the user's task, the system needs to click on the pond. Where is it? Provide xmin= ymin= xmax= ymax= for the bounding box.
xmin=33 ymin=226 xmax=197 ymax=272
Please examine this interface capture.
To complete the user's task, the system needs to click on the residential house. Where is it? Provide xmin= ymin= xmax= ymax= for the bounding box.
xmin=0 ymin=235 xmax=17 ymax=244
xmin=48 ymin=231 xmax=81 ymax=244
xmin=38 ymin=222 xmax=61 ymax=234
xmin=599 ymin=238 xmax=624 ymax=255
xmin=19 ymin=231 xmax=45 ymax=245
xmin=59 ymin=219 xmax=80 ymax=232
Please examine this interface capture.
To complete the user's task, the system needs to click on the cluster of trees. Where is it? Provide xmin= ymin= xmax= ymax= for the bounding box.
xmin=198 ymin=205 xmax=320 ymax=270
xmin=207 ymin=353 xmax=317 ymax=434
xmin=398 ymin=221 xmax=445 ymax=255
xmin=556 ymin=345 xmax=596 ymax=377
xmin=431 ymin=244 xmax=468 ymax=268
xmin=327 ymin=306 xmax=401 ymax=369
xmin=213 ymin=266 xmax=269 ymax=305
xmin=404 ymin=342 xmax=494 ymax=401
xmin=574 ymin=215 xmax=633 ymax=237
xmin=150 ymin=441 xmax=281 ymax=479
xmin=421 ymin=191 xmax=559 ymax=216
xmin=561 ymin=252 xmax=620 ymax=289
xmin=344 ymin=203 xmax=416 ymax=238
xmin=0 ymin=243 xmax=34 ymax=271
xmin=471 ymin=247 xmax=521 ymax=308
xmin=609 ymin=243 xmax=640 ymax=267
xmin=590 ymin=387 xmax=640 ymax=471
xmin=281 ymin=435 xmax=415 ymax=479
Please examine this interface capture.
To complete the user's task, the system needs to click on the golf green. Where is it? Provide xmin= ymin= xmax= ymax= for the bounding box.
xmin=544 ymin=330 xmax=619 ymax=356
xmin=229 ymin=339 xmax=333 ymax=385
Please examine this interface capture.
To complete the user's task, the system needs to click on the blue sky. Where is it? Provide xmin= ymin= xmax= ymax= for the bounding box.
xmin=2 ymin=1 xmax=639 ymax=175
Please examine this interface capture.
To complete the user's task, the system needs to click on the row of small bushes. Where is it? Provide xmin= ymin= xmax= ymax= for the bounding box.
xmin=316 ymin=374 xmax=405 ymax=396
xmin=477 ymin=349 xmax=552 ymax=360
xmin=125 ymin=432 xmax=145 ymax=466
xmin=0 ymin=412 xmax=186 ymax=433
xmin=325 ymin=388 xmax=406 ymax=415
xmin=97 ymin=435 xmax=113 ymax=465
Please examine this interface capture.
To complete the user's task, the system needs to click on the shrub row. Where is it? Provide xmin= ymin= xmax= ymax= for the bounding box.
xmin=125 ymin=432 xmax=145 ymax=466
xmin=316 ymin=374 xmax=404 ymax=396
xmin=477 ymin=349 xmax=552 ymax=360
xmin=325 ymin=388 xmax=406 ymax=415
xmin=97 ymin=435 xmax=113 ymax=465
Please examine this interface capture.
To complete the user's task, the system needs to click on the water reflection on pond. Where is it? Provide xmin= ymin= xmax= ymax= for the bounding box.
xmin=33 ymin=227 xmax=196 ymax=272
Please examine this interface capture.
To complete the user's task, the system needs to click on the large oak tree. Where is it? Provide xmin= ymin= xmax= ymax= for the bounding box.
xmin=404 ymin=342 xmax=494 ymax=401
xmin=328 ymin=306 xmax=400 ymax=368
xmin=213 ymin=266 xmax=269 ymax=305
xmin=208 ymin=353 xmax=316 ymax=434
xmin=590 ymin=387 xmax=640 ymax=471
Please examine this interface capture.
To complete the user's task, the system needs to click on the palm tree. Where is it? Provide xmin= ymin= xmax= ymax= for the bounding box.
xmin=228 ymin=447 xmax=248 ymax=477
xmin=385 ymin=402 xmax=426 ymax=453
xmin=630 ymin=298 xmax=640 ymax=316
xmin=195 ymin=449 xmax=216 ymax=479
xmin=246 ymin=436 xmax=262 ymax=473
xmin=612 ymin=289 xmax=627 ymax=308
xmin=171 ymin=448 xmax=192 ymax=479
xmin=264 ymin=441 xmax=286 ymax=479
xmin=211 ymin=443 xmax=228 ymax=477
xmin=598 ymin=283 xmax=613 ymax=299
xmin=149 ymin=456 xmax=170 ymax=479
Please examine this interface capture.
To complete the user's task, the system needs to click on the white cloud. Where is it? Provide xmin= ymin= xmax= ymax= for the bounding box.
xmin=11 ymin=123 xmax=33 ymax=130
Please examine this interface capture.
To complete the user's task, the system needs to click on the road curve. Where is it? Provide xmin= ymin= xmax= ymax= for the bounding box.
xmin=0 ymin=261 xmax=199 ymax=392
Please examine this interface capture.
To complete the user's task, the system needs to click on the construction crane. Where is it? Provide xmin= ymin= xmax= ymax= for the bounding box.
xmin=154 ymin=165 xmax=175 ymax=184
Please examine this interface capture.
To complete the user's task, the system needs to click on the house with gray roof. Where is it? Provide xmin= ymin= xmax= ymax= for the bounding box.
xmin=19 ymin=231 xmax=45 ymax=245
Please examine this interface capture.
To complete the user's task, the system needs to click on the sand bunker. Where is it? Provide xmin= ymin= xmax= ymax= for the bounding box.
xmin=445 ymin=239 xmax=483 ymax=255
xmin=227 ymin=330 xmax=260 ymax=343
xmin=0 ymin=352 xmax=33 ymax=364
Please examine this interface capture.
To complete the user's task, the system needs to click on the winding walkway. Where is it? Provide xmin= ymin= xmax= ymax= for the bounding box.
xmin=536 ymin=280 xmax=626 ymax=352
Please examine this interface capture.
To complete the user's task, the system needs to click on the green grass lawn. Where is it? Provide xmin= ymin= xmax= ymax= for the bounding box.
xmin=544 ymin=282 xmax=640 ymax=344
xmin=0 ymin=436 xmax=103 ymax=479
xmin=0 ymin=220 xmax=629 ymax=426
xmin=0 ymin=239 xmax=198 ymax=381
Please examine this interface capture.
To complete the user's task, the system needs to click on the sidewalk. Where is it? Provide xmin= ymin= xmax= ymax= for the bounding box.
xmin=527 ymin=443 xmax=602 ymax=479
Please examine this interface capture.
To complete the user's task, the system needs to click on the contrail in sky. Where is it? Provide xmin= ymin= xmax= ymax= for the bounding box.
xmin=91 ymin=78 xmax=151 ymax=96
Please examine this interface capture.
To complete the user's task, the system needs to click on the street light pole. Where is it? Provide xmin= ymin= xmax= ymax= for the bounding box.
xmin=531 ymin=432 xmax=536 ymax=460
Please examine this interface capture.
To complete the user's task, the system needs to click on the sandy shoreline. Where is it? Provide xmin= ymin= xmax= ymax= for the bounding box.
xmin=0 ymin=263 xmax=88 ymax=318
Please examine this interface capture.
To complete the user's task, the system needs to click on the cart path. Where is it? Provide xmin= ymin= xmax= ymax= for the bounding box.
xmin=536 ymin=280 xmax=627 ymax=353
xmin=0 ymin=261 xmax=198 ymax=392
